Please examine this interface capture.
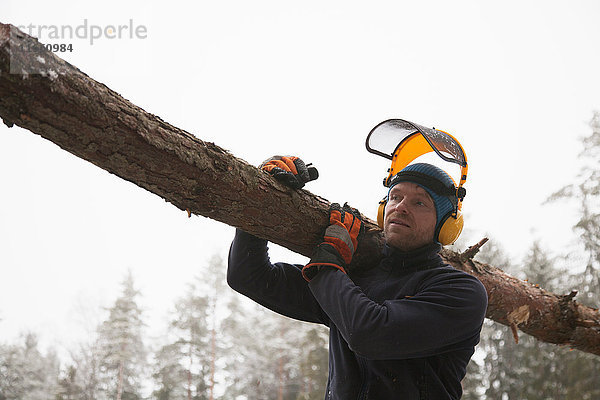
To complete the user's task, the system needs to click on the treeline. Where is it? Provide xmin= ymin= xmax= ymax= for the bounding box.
xmin=0 ymin=254 xmax=329 ymax=400
xmin=461 ymin=240 xmax=600 ymax=399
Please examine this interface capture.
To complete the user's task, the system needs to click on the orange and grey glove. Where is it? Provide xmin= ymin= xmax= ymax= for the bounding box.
xmin=259 ymin=156 xmax=319 ymax=189
xmin=302 ymin=203 xmax=364 ymax=281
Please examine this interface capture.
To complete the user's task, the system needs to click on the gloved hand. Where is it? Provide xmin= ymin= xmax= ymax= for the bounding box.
xmin=302 ymin=203 xmax=364 ymax=281
xmin=259 ymin=156 xmax=319 ymax=189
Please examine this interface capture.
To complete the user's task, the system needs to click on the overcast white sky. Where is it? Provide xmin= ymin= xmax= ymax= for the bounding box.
xmin=1 ymin=0 xmax=599 ymax=353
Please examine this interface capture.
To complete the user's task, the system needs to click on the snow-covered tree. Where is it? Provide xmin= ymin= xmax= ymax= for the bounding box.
xmin=471 ymin=113 xmax=600 ymax=399
xmin=482 ymin=242 xmax=566 ymax=399
xmin=169 ymin=282 xmax=211 ymax=400
xmin=548 ymin=111 xmax=600 ymax=307
xmin=152 ymin=255 xmax=230 ymax=400
xmin=296 ymin=326 xmax=328 ymax=400
xmin=61 ymin=339 xmax=104 ymax=400
xmin=221 ymin=293 xmax=329 ymax=400
xmin=543 ymin=112 xmax=600 ymax=399
xmin=97 ymin=271 xmax=148 ymax=400
xmin=0 ymin=333 xmax=60 ymax=400
xmin=151 ymin=342 xmax=188 ymax=400
xmin=56 ymin=365 xmax=84 ymax=400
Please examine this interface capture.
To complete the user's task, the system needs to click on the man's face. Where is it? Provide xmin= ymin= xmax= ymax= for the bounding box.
xmin=383 ymin=181 xmax=437 ymax=252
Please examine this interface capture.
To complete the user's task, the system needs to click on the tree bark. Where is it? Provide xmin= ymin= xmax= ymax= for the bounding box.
xmin=1 ymin=23 xmax=599 ymax=356
xmin=116 ymin=356 xmax=123 ymax=400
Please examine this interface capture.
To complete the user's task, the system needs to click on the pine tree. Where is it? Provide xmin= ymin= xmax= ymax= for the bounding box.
xmin=0 ymin=341 xmax=26 ymax=400
xmin=477 ymin=113 xmax=600 ymax=399
xmin=202 ymin=255 xmax=227 ymax=400
xmin=151 ymin=342 xmax=188 ymax=400
xmin=271 ymin=316 xmax=304 ymax=400
xmin=220 ymin=295 xmax=330 ymax=400
xmin=223 ymin=304 xmax=281 ymax=400
xmin=153 ymin=256 xmax=228 ymax=400
xmin=64 ymin=339 xmax=103 ymax=400
xmin=56 ymin=365 xmax=84 ymax=400
xmin=219 ymin=294 xmax=251 ymax=398
xmin=296 ymin=326 xmax=328 ymax=400
xmin=482 ymin=242 xmax=566 ymax=400
xmin=0 ymin=333 xmax=60 ymax=400
xmin=169 ymin=282 xmax=211 ymax=400
xmin=97 ymin=271 xmax=148 ymax=400
xmin=547 ymin=112 xmax=600 ymax=308
xmin=544 ymin=112 xmax=600 ymax=399
xmin=460 ymin=358 xmax=485 ymax=400
xmin=467 ymin=240 xmax=515 ymax=399
xmin=221 ymin=302 xmax=290 ymax=399
xmin=152 ymin=254 xmax=243 ymax=400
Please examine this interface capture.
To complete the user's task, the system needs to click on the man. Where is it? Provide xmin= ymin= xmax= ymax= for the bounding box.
xmin=227 ymin=156 xmax=488 ymax=399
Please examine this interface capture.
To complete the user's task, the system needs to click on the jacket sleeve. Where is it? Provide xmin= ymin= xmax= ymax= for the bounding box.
xmin=308 ymin=267 xmax=488 ymax=360
xmin=227 ymin=229 xmax=329 ymax=325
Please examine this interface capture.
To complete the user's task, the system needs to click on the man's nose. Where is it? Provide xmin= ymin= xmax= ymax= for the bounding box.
xmin=391 ymin=198 xmax=409 ymax=214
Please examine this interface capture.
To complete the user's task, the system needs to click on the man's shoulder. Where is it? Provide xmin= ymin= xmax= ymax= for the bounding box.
xmin=421 ymin=263 xmax=487 ymax=293
xmin=411 ymin=265 xmax=488 ymax=318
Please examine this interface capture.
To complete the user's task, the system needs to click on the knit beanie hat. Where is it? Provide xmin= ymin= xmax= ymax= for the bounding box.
xmin=388 ymin=163 xmax=456 ymax=231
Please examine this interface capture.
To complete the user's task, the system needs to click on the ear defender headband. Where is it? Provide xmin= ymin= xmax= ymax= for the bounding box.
xmin=366 ymin=119 xmax=468 ymax=245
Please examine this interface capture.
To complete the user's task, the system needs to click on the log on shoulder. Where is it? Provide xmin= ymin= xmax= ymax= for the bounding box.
xmin=1 ymin=23 xmax=599 ymax=356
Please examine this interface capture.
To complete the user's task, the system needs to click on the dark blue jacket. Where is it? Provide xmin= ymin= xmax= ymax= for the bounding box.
xmin=227 ymin=230 xmax=488 ymax=399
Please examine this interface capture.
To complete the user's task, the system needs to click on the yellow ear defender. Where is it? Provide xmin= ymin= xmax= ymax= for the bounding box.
xmin=366 ymin=119 xmax=468 ymax=246
xmin=437 ymin=208 xmax=464 ymax=246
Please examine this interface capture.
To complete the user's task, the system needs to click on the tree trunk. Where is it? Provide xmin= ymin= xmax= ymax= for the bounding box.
xmin=1 ymin=23 xmax=599 ymax=356
xmin=209 ymin=299 xmax=216 ymax=400
xmin=116 ymin=357 xmax=123 ymax=400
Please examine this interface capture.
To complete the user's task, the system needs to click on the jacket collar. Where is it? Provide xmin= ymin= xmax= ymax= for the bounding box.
xmin=381 ymin=242 xmax=444 ymax=272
